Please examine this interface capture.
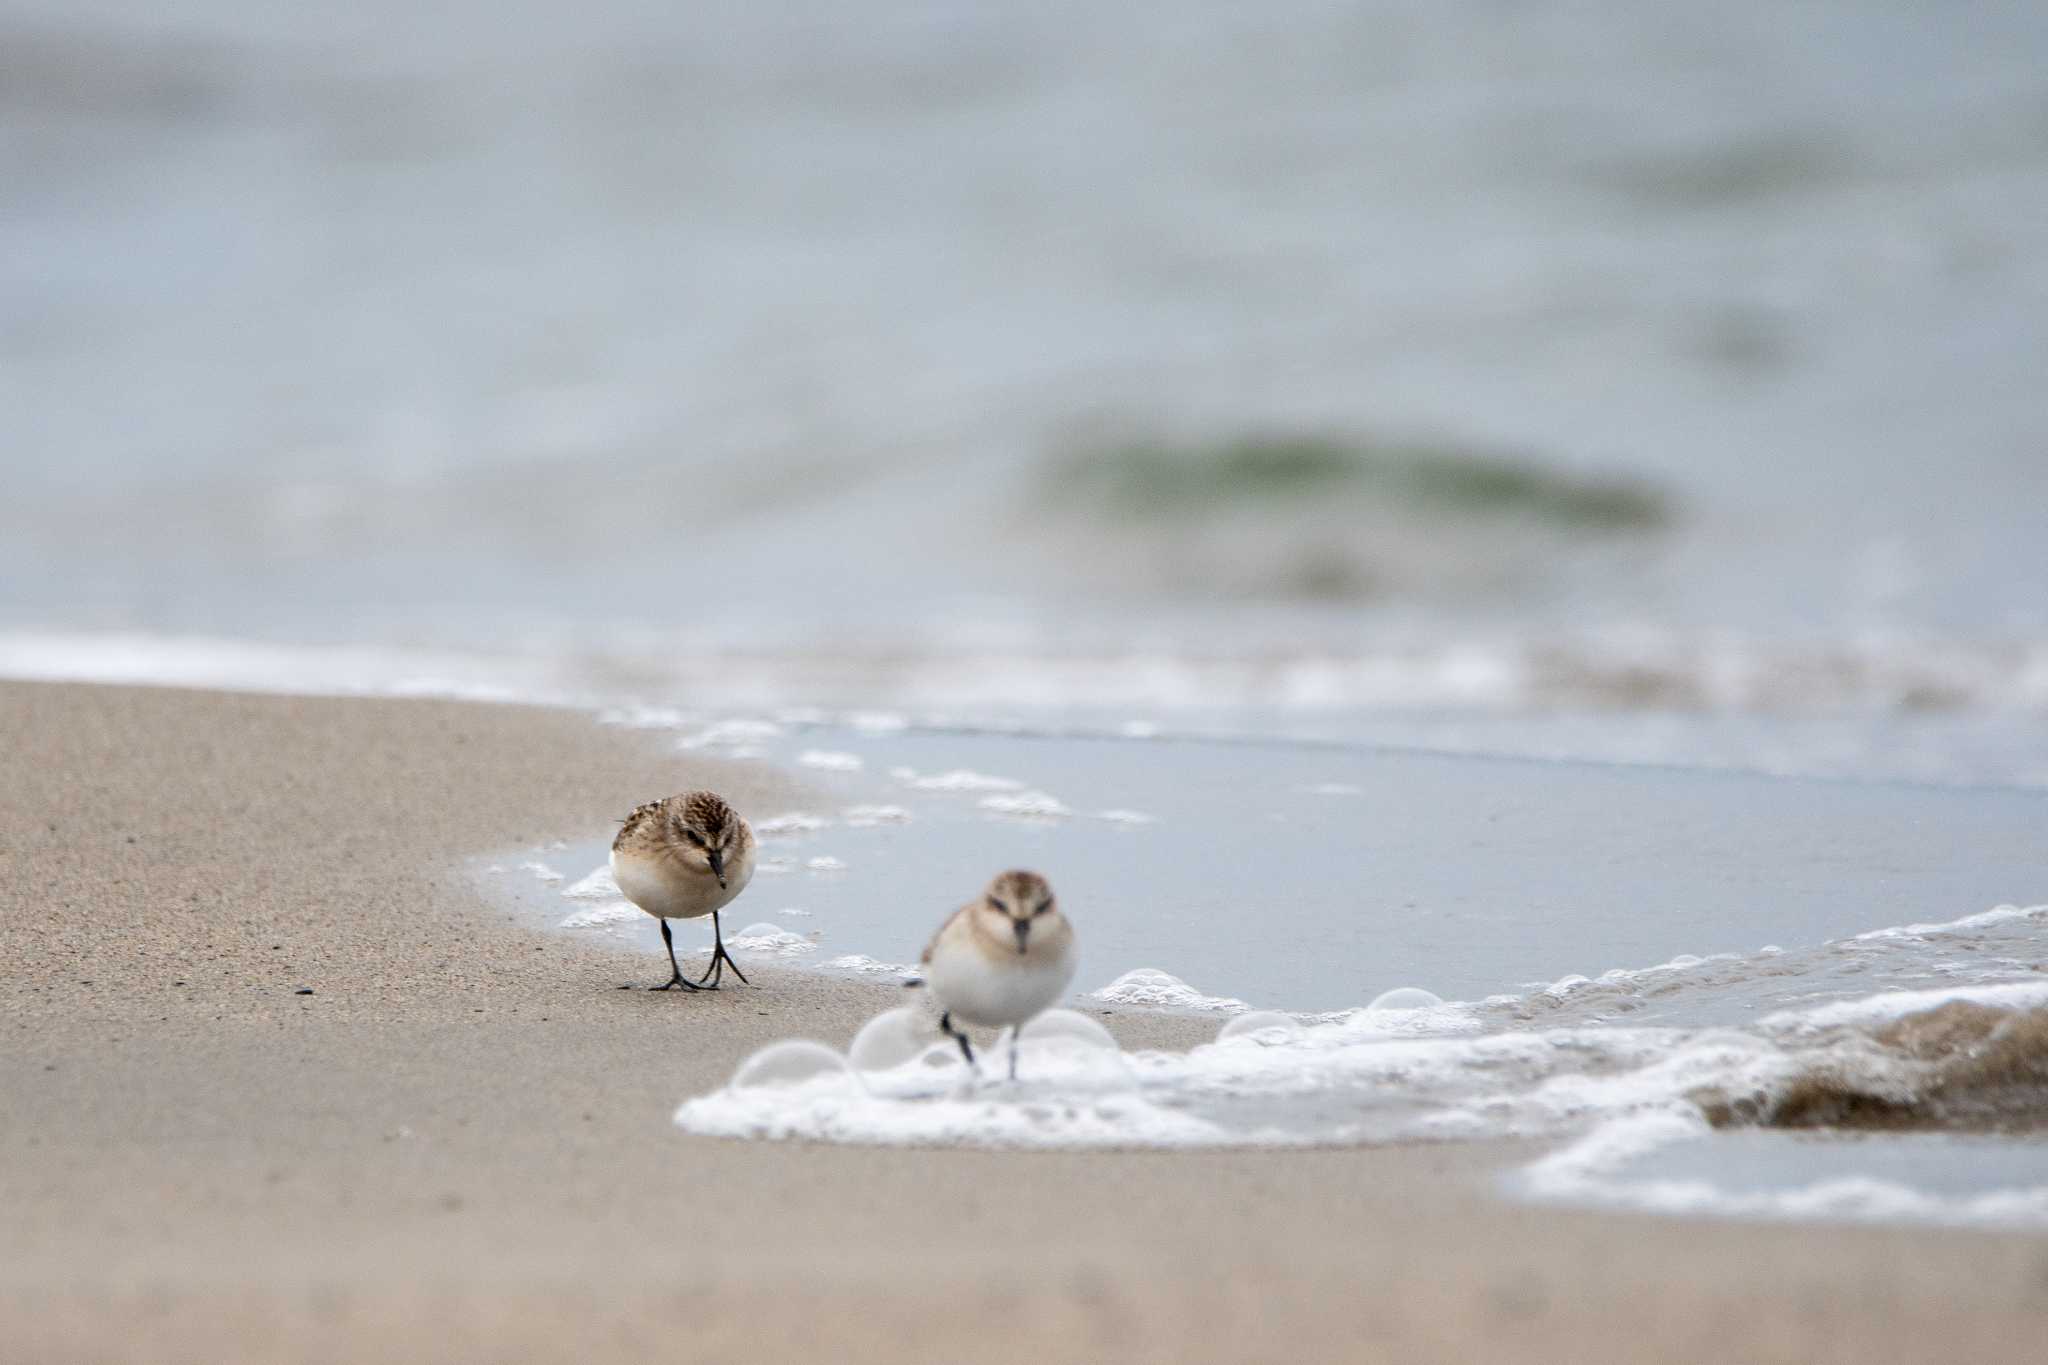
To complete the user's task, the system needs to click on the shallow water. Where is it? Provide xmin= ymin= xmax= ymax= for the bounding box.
xmin=491 ymin=720 xmax=2048 ymax=1012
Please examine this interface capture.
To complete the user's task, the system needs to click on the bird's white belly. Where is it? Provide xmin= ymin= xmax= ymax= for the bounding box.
xmin=927 ymin=948 xmax=1075 ymax=1028
xmin=610 ymin=845 xmax=750 ymax=920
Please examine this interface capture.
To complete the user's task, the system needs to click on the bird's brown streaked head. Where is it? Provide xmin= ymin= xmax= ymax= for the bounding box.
xmin=672 ymin=790 xmax=743 ymax=887
xmin=975 ymin=869 xmax=1062 ymax=955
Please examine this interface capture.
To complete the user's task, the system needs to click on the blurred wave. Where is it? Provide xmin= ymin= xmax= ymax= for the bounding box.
xmin=1036 ymin=427 xmax=1668 ymax=599
xmin=4 ymin=0 xmax=2046 ymax=719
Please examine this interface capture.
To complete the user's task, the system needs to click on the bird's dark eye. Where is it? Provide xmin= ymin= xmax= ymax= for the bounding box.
xmin=1033 ymin=900 xmax=1053 ymax=917
xmin=685 ymin=831 xmax=705 ymax=848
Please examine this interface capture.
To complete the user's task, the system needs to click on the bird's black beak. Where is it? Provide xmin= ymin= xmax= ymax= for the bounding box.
xmin=1012 ymin=918 xmax=1030 ymax=954
xmin=708 ymin=848 xmax=726 ymax=889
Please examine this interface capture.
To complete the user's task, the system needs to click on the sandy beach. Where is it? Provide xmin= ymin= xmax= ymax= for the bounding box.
xmin=4 ymin=680 xmax=2045 ymax=1363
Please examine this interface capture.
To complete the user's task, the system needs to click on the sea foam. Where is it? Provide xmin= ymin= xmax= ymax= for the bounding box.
xmin=559 ymin=866 xmax=620 ymax=900
xmin=673 ymin=905 xmax=2048 ymax=1229
xmin=979 ymin=790 xmax=1071 ymax=819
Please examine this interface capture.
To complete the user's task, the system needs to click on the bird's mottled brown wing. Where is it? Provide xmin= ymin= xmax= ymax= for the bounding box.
xmin=920 ymin=902 xmax=972 ymax=964
xmin=611 ymin=799 xmax=666 ymax=853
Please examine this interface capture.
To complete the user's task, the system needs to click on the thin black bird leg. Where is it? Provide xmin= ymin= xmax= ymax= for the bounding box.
xmin=939 ymin=1011 xmax=976 ymax=1067
xmin=1008 ymin=1028 xmax=1020 ymax=1082
xmin=717 ymin=910 xmax=750 ymax=985
xmin=691 ymin=909 xmax=751 ymax=989
xmin=651 ymin=920 xmax=701 ymax=991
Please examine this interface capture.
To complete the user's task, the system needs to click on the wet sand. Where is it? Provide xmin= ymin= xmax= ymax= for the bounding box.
xmin=3 ymin=680 xmax=2044 ymax=1363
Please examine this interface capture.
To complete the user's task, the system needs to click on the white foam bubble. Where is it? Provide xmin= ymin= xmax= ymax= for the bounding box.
xmin=518 ymin=860 xmax=563 ymax=883
xmin=559 ymin=866 xmax=620 ymax=900
xmin=1303 ymin=998 xmax=1484 ymax=1038
xmin=1007 ymin=1033 xmax=1138 ymax=1089
xmin=677 ymin=718 xmax=784 ymax=749
xmin=825 ymin=954 xmax=920 ymax=977
xmin=843 ymin=804 xmax=912 ymax=826
xmin=848 ymin=1007 xmax=936 ymax=1072
xmin=678 ymin=1011 xmax=1199 ymax=1148
xmin=754 ymin=812 xmax=831 ymax=837
xmin=1090 ymin=968 xmax=1248 ymax=1014
xmin=1093 ymin=808 xmax=1157 ymax=825
xmin=729 ymin=1040 xmax=851 ymax=1091
xmin=1368 ymin=987 xmax=1446 ymax=1012
xmin=722 ymin=923 xmax=816 ymax=956
xmin=558 ymin=901 xmax=642 ymax=929
xmin=979 ymin=790 xmax=1071 ymax=819
xmin=1019 ymin=1008 xmax=1120 ymax=1052
xmin=798 ymin=749 xmax=864 ymax=772
xmin=900 ymin=769 xmax=1025 ymax=792
xmin=1853 ymin=903 xmax=2046 ymax=942
xmin=805 ymin=856 xmax=848 ymax=872
xmin=1216 ymin=1010 xmax=1304 ymax=1044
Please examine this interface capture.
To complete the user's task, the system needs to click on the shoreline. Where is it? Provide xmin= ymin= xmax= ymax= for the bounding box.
xmin=5 ymin=680 xmax=2046 ymax=1362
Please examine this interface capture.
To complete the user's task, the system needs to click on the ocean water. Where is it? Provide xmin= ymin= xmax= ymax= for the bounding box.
xmin=5 ymin=0 xmax=2048 ymax=669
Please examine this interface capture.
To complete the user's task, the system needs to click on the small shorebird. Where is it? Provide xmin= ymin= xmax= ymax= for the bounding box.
xmin=610 ymin=790 xmax=757 ymax=991
xmin=921 ymin=869 xmax=1076 ymax=1079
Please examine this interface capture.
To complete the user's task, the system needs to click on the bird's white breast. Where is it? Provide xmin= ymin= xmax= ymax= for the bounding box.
xmin=610 ymin=841 xmax=752 ymax=921
xmin=926 ymin=940 xmax=1075 ymax=1028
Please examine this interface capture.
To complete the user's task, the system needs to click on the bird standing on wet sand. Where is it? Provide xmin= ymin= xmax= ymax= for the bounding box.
xmin=921 ymin=869 xmax=1077 ymax=1079
xmin=610 ymin=790 xmax=757 ymax=991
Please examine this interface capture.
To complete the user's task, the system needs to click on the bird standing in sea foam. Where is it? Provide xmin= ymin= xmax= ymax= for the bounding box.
xmin=610 ymin=790 xmax=756 ymax=991
xmin=921 ymin=869 xmax=1077 ymax=1079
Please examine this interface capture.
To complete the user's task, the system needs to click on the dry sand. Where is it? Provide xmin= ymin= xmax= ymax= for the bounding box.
xmin=3 ymin=680 xmax=2044 ymax=1363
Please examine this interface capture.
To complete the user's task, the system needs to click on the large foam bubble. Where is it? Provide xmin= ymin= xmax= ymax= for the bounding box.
xmin=1089 ymin=968 xmax=1248 ymax=1014
xmin=847 ymin=1007 xmax=934 ymax=1072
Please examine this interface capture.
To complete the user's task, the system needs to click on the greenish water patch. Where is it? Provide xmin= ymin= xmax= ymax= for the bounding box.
xmin=1050 ymin=431 xmax=1670 ymax=531
xmin=1594 ymin=132 xmax=1854 ymax=211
